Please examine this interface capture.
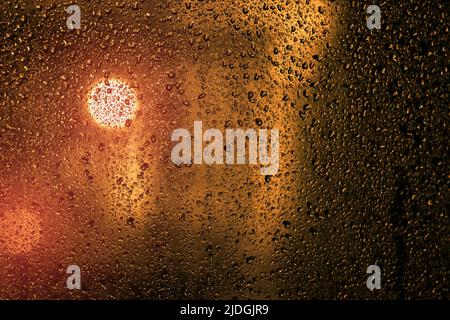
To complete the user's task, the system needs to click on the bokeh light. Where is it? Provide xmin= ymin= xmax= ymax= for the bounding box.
xmin=87 ymin=79 xmax=137 ymax=128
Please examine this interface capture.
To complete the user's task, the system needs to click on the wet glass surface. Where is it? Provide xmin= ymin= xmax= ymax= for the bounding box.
xmin=0 ymin=0 xmax=448 ymax=299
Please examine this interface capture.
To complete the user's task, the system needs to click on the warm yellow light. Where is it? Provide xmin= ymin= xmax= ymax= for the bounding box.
xmin=87 ymin=79 xmax=137 ymax=128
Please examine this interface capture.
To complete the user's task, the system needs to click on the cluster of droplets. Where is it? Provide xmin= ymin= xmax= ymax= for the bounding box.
xmin=0 ymin=210 xmax=41 ymax=255
xmin=87 ymin=79 xmax=137 ymax=127
xmin=0 ymin=0 xmax=447 ymax=300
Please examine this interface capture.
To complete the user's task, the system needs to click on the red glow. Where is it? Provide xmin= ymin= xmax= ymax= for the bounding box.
xmin=0 ymin=210 xmax=41 ymax=255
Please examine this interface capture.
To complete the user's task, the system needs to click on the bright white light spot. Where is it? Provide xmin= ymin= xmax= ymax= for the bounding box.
xmin=87 ymin=79 xmax=137 ymax=128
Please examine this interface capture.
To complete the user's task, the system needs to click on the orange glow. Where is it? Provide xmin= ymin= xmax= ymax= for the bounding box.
xmin=87 ymin=79 xmax=137 ymax=128
xmin=0 ymin=210 xmax=41 ymax=255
